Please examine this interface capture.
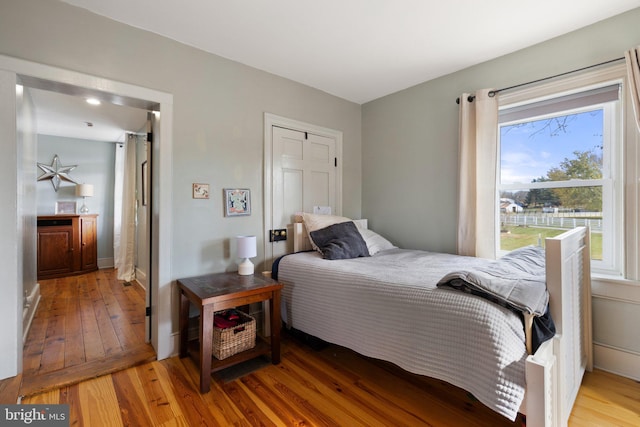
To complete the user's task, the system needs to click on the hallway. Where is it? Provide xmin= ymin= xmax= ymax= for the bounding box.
xmin=20 ymin=269 xmax=155 ymax=396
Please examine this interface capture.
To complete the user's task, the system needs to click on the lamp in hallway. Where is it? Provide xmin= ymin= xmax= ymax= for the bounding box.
xmin=236 ymin=235 xmax=257 ymax=275
xmin=76 ymin=183 xmax=94 ymax=214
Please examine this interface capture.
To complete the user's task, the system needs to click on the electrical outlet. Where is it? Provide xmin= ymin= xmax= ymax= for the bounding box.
xmin=269 ymin=229 xmax=287 ymax=242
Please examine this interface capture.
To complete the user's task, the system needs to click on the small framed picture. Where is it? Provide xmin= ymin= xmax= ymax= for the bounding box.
xmin=192 ymin=183 xmax=209 ymax=199
xmin=224 ymin=188 xmax=251 ymax=216
xmin=55 ymin=201 xmax=77 ymax=214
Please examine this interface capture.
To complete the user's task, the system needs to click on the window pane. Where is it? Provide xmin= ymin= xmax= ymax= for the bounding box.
xmin=499 ymin=187 xmax=602 ymax=260
xmin=500 ymin=109 xmax=603 ymax=185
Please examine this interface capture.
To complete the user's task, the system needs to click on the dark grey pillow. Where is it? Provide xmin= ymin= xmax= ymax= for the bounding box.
xmin=309 ymin=221 xmax=370 ymax=260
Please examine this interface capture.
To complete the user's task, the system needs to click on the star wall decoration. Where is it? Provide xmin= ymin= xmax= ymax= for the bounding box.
xmin=37 ymin=154 xmax=78 ymax=192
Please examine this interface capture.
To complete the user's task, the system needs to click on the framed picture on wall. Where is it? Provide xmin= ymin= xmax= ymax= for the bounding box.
xmin=55 ymin=201 xmax=76 ymax=214
xmin=224 ymin=188 xmax=251 ymax=216
xmin=192 ymin=183 xmax=209 ymax=199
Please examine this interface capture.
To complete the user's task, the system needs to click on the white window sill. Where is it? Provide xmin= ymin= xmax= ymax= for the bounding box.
xmin=591 ymin=274 xmax=640 ymax=303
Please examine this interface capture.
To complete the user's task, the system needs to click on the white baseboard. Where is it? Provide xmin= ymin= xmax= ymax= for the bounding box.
xmin=135 ymin=268 xmax=147 ymax=290
xmin=170 ymin=331 xmax=180 ymax=359
xmin=22 ymin=283 xmax=41 ymax=344
xmin=593 ymin=343 xmax=640 ymax=381
xmin=98 ymin=257 xmax=114 ymax=269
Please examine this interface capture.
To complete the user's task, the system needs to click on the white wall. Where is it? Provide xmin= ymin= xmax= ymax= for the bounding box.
xmin=18 ymin=84 xmax=38 ymax=345
xmin=37 ymin=135 xmax=116 ymax=265
xmin=362 ymin=8 xmax=640 ymax=377
xmin=0 ymin=73 xmax=37 ymax=379
xmin=0 ymin=70 xmax=21 ymax=379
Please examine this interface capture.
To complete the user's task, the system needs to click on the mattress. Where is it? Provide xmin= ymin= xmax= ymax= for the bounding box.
xmin=277 ymin=248 xmax=528 ymax=421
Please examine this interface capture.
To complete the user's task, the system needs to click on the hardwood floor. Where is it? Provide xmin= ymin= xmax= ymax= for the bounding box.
xmin=20 ymin=269 xmax=155 ymax=397
xmin=15 ymin=332 xmax=640 ymax=426
xmin=3 ymin=269 xmax=638 ymax=425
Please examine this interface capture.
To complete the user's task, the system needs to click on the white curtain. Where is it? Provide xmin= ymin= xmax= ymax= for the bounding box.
xmin=113 ymin=133 xmax=137 ymax=281
xmin=457 ymin=89 xmax=499 ymax=259
xmin=625 ymin=45 xmax=640 ymax=132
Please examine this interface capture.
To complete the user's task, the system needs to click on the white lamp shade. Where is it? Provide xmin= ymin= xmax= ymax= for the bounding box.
xmin=76 ymin=184 xmax=94 ymax=197
xmin=236 ymin=235 xmax=257 ymax=258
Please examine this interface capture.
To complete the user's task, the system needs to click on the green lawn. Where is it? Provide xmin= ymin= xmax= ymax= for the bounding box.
xmin=500 ymin=225 xmax=602 ymax=260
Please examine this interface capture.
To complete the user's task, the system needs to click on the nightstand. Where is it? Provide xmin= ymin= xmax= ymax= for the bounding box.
xmin=177 ymin=272 xmax=283 ymax=393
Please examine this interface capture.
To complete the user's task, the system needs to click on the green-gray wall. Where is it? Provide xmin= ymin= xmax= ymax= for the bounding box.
xmin=362 ymin=8 xmax=640 ymax=253
xmin=1 ymin=0 xmax=638 ymax=379
xmin=362 ymin=8 xmax=640 ymax=377
xmin=0 ymin=0 xmax=362 ymax=281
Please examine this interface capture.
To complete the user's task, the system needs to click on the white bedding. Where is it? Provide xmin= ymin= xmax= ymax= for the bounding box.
xmin=277 ymin=248 xmax=529 ymax=421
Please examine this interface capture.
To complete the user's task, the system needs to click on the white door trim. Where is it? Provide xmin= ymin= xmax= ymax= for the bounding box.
xmin=0 ymin=54 xmax=175 ymax=361
xmin=263 ymin=113 xmax=343 ymax=262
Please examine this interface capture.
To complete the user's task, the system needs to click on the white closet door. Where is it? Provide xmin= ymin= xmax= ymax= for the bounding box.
xmin=271 ymin=126 xmax=336 ymax=261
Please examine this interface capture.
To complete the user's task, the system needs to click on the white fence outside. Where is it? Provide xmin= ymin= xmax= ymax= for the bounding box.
xmin=500 ymin=213 xmax=602 ymax=232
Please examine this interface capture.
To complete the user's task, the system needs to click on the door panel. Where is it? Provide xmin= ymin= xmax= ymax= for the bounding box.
xmin=271 ymin=126 xmax=336 ymax=262
xmin=310 ymin=171 xmax=330 ymax=208
xmin=282 ymin=169 xmax=303 ymax=224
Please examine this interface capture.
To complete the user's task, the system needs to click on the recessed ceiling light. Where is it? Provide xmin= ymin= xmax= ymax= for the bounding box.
xmin=86 ymin=98 xmax=101 ymax=105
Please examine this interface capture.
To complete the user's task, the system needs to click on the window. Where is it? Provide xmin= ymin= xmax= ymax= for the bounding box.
xmin=497 ymin=75 xmax=623 ymax=275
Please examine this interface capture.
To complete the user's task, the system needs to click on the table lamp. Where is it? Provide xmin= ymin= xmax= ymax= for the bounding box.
xmin=236 ymin=235 xmax=257 ymax=275
xmin=76 ymin=183 xmax=94 ymax=213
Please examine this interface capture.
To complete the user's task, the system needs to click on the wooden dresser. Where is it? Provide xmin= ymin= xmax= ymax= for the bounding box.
xmin=37 ymin=214 xmax=98 ymax=280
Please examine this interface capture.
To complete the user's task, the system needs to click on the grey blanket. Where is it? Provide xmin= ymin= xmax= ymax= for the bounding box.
xmin=437 ymin=246 xmax=548 ymax=316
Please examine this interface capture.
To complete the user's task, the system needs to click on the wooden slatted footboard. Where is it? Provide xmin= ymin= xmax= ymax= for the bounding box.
xmin=523 ymin=226 xmax=593 ymax=427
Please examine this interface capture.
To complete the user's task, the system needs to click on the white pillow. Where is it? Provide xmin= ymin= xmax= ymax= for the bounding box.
xmin=358 ymin=228 xmax=396 ymax=255
xmin=301 ymin=213 xmax=393 ymax=255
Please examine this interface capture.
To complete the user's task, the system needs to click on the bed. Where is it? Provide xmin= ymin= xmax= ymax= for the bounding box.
xmin=273 ymin=215 xmax=592 ymax=427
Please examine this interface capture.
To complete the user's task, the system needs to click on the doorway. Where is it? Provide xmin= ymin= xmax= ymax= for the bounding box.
xmin=0 ymin=54 xmax=174 ymax=383
xmin=22 ymin=85 xmax=153 ymax=394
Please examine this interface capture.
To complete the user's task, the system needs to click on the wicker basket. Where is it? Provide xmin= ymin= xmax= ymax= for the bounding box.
xmin=212 ymin=310 xmax=256 ymax=360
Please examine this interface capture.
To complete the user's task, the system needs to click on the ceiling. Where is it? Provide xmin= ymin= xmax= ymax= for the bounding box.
xmin=61 ymin=0 xmax=640 ymax=104
xmin=33 ymin=0 xmax=640 ymax=142
xmin=30 ymin=87 xmax=149 ymax=143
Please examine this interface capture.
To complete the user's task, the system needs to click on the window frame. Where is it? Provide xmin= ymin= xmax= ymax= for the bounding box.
xmin=497 ymin=65 xmax=628 ymax=277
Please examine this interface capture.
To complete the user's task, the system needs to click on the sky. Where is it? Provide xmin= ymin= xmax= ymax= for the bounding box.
xmin=500 ymin=109 xmax=604 ymax=185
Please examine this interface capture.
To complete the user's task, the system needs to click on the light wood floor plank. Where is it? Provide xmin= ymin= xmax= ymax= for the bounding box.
xmin=96 ymin=271 xmax=141 ymax=350
xmin=92 ymin=286 xmax=123 ymax=356
xmin=59 ymin=384 xmax=83 ymax=427
xmin=22 ymin=297 xmax=50 ymax=376
xmin=80 ymin=290 xmax=107 ymax=361
xmin=569 ymin=369 xmax=640 ymax=426
xmin=251 ymin=355 xmax=366 ymax=426
xmin=220 ymin=379 xmax=278 ymax=426
xmin=112 ymin=368 xmax=156 ymax=427
xmin=157 ymin=357 xmax=221 ymax=426
xmin=18 ymin=334 xmax=640 ymax=426
xmin=238 ymin=371 xmax=311 ymax=426
xmin=313 ymin=343 xmax=513 ymax=426
xmin=39 ymin=295 xmax=67 ymax=374
xmin=0 ymin=373 xmax=22 ymax=404
xmin=63 ymin=295 xmax=86 ymax=367
xmin=179 ymin=357 xmax=251 ymax=426
xmin=133 ymin=363 xmax=180 ymax=426
xmin=23 ymin=389 xmax=59 ymax=405
xmin=77 ymin=374 xmax=123 ymax=427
